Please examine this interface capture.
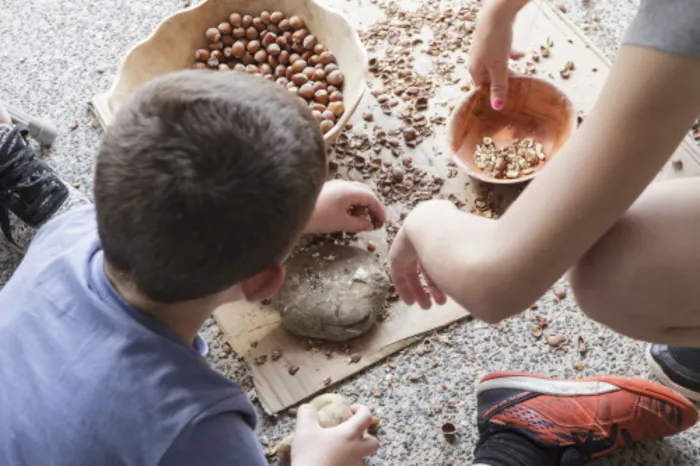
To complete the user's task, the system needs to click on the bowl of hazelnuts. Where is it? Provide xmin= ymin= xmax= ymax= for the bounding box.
xmin=90 ymin=0 xmax=367 ymax=144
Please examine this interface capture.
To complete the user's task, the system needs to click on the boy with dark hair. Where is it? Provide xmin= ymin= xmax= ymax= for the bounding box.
xmin=0 ymin=70 xmax=382 ymax=465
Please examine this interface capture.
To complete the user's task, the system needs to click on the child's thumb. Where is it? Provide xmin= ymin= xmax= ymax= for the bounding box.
xmin=488 ymin=62 xmax=509 ymax=110
xmin=295 ymin=404 xmax=320 ymax=431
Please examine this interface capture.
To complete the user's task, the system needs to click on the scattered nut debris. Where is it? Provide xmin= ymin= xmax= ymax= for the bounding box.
xmin=363 ymin=112 xmax=374 ymax=122
xmin=254 ymin=355 xmax=268 ymax=365
xmin=69 ymin=122 xmax=79 ymax=131
xmin=577 ymin=336 xmax=587 ymax=356
xmin=531 ymin=327 xmax=544 ymax=338
xmin=287 ymin=408 xmax=298 ymax=417
xmin=546 ymin=335 xmax=567 ymax=347
xmin=672 ymin=158 xmax=683 ymax=170
xmin=348 ymin=353 xmax=362 ymax=364
xmin=95 ymin=65 xmax=108 ymax=74
xmin=368 ymin=417 xmax=381 ymax=435
xmin=572 ymin=362 xmax=584 ymax=372
xmin=555 ymin=289 xmax=567 ymax=300
xmin=430 ymin=359 xmax=439 ymax=368
xmin=556 ymin=4 xmax=567 ymax=13
xmin=222 ymin=343 xmax=233 ymax=354
xmin=407 ymin=373 xmax=425 ymax=382
xmin=441 ymin=422 xmax=457 ymax=442
xmin=250 ymin=341 xmax=259 ymax=348
xmin=372 ymin=388 xmax=383 ymax=398
xmin=271 ymin=347 xmax=282 ymax=361
xmin=288 ymin=364 xmax=300 ymax=375
xmin=474 ymin=137 xmax=545 ymax=179
xmin=366 ymin=241 xmax=377 ymax=252
xmin=323 ymin=376 xmax=332 ymax=386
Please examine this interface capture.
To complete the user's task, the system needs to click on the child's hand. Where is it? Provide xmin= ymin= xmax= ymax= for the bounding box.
xmin=305 ymin=180 xmax=386 ymax=234
xmin=291 ymin=404 xmax=379 ymax=466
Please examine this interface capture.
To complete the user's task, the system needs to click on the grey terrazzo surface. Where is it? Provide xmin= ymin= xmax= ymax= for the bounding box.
xmin=1 ymin=0 xmax=699 ymax=465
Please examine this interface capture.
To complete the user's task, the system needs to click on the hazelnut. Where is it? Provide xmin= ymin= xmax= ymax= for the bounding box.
xmin=259 ymin=63 xmax=272 ymax=75
xmin=308 ymin=55 xmax=320 ymax=66
xmin=267 ymin=24 xmax=281 ymax=35
xmin=285 ymin=67 xmax=294 ymax=80
xmin=245 ymin=27 xmax=258 ymax=40
xmin=283 ymin=31 xmax=293 ymax=41
xmin=314 ymin=44 xmax=327 ymax=55
xmin=211 ymin=50 xmax=224 ymax=62
xmin=313 ymin=68 xmax=326 ymax=81
xmin=315 ymin=63 xmax=324 ymax=70
xmin=232 ymin=27 xmax=245 ymax=39
xmin=194 ymin=49 xmax=210 ymax=62
xmin=279 ymin=19 xmax=291 ymax=30
xmin=303 ymin=66 xmax=315 ymax=79
xmin=288 ymin=86 xmax=299 ymax=94
xmin=319 ymin=51 xmax=336 ymax=65
xmin=324 ymin=63 xmax=339 ymax=73
xmin=205 ymin=27 xmax=221 ymax=42
xmin=207 ymin=56 xmax=219 ymax=68
xmin=247 ymin=40 xmax=261 ymax=53
xmin=289 ymin=16 xmax=304 ymax=29
xmin=260 ymin=11 xmax=271 ymax=24
xmin=292 ymin=73 xmax=310 ymax=86
xmin=279 ymin=51 xmax=291 ymax=64
xmin=276 ymin=36 xmax=288 ymax=47
xmin=233 ymin=63 xmax=246 ymax=72
xmin=253 ymin=17 xmax=265 ymax=31
xmin=262 ymin=32 xmax=277 ymax=47
xmin=289 ymin=53 xmax=301 ymax=64
xmin=229 ymin=13 xmax=242 ymax=26
xmin=222 ymin=35 xmax=235 ymax=46
xmin=193 ymin=62 xmax=207 ymax=69
xmin=242 ymin=15 xmax=253 ymax=28
xmin=327 ymin=85 xmax=339 ymax=94
xmin=254 ymin=50 xmax=267 ymax=63
xmin=276 ymin=77 xmax=289 ymax=86
xmin=274 ymin=65 xmax=287 ymax=78
xmin=310 ymin=103 xmax=327 ymax=112
xmin=326 ymin=70 xmax=344 ymax=86
xmin=246 ymin=64 xmax=259 ymax=74
xmin=242 ymin=53 xmax=255 ymax=65
xmin=292 ymin=43 xmax=305 ymax=53
xmin=328 ymin=101 xmax=345 ymax=117
xmin=319 ymin=119 xmax=334 ymax=134
xmin=218 ymin=63 xmax=230 ymax=71
xmin=311 ymin=110 xmax=324 ymax=122
xmin=312 ymin=81 xmax=326 ymax=92
xmin=329 ymin=90 xmax=343 ymax=102
xmin=267 ymin=43 xmax=281 ymax=56
xmin=270 ymin=11 xmax=284 ymax=24
xmin=218 ymin=22 xmax=232 ymax=35
xmin=314 ymin=89 xmax=329 ymax=104
xmin=301 ymin=51 xmax=313 ymax=61
xmin=291 ymin=60 xmax=307 ymax=73
xmin=230 ymin=41 xmax=245 ymax=58
xmin=299 ymin=83 xmax=315 ymax=99
xmin=322 ymin=110 xmax=336 ymax=122
xmin=268 ymin=54 xmax=279 ymax=67
xmin=223 ymin=46 xmax=234 ymax=59
xmin=209 ymin=41 xmax=223 ymax=50
xmin=303 ymin=35 xmax=317 ymax=50
xmin=292 ymin=28 xmax=308 ymax=44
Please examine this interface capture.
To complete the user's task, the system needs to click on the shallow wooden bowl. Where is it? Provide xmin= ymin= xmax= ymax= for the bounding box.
xmin=447 ymin=76 xmax=576 ymax=184
xmin=90 ymin=0 xmax=367 ymax=144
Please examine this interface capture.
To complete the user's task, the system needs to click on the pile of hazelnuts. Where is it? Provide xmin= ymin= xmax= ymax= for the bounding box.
xmin=193 ymin=11 xmax=346 ymax=134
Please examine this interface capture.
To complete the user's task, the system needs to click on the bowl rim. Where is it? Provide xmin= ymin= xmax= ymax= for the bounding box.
xmin=447 ymin=75 xmax=577 ymax=185
xmin=101 ymin=0 xmax=368 ymax=143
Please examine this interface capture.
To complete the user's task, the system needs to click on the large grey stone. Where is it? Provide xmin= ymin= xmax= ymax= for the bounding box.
xmin=275 ymin=243 xmax=390 ymax=342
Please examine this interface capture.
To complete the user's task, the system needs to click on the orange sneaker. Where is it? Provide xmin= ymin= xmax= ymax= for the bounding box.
xmin=476 ymin=372 xmax=698 ymax=461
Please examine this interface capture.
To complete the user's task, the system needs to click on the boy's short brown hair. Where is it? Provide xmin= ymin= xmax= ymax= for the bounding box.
xmin=94 ymin=70 xmax=327 ymax=302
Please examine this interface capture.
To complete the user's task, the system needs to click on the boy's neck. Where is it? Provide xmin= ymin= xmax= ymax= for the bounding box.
xmin=103 ymin=262 xmax=216 ymax=345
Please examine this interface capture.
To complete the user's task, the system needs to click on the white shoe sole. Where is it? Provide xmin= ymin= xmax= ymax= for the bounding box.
xmin=477 ymin=375 xmax=621 ymax=396
xmin=645 ymin=346 xmax=700 ymax=403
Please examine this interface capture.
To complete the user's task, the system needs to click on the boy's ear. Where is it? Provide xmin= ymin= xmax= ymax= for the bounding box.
xmin=240 ymin=266 xmax=286 ymax=302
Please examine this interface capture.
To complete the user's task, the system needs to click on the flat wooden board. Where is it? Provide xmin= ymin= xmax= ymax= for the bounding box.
xmin=205 ymin=0 xmax=700 ymax=414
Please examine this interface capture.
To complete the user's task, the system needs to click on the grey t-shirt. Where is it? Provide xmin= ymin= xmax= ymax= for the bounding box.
xmin=624 ymin=0 xmax=700 ymax=58
xmin=0 ymin=206 xmax=267 ymax=466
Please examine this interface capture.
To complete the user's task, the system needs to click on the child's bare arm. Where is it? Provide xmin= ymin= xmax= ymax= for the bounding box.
xmin=390 ymin=45 xmax=700 ymax=322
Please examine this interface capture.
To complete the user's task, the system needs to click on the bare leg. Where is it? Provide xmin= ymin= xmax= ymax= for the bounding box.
xmin=570 ymin=178 xmax=700 ymax=346
xmin=0 ymin=101 xmax=11 ymax=124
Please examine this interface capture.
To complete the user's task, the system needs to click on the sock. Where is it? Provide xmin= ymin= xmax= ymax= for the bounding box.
xmin=474 ymin=431 xmax=584 ymax=466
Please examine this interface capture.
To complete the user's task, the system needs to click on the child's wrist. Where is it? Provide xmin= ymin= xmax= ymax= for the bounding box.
xmin=482 ymin=0 xmax=529 ymax=24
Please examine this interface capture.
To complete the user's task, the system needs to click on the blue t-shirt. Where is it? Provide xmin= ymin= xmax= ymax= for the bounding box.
xmin=0 ymin=206 xmax=267 ymax=466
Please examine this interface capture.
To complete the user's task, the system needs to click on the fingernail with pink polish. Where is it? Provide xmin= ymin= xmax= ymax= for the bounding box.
xmin=492 ymin=98 xmax=504 ymax=110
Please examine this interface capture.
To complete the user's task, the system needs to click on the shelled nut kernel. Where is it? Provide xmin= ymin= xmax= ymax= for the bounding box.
xmin=474 ymin=137 xmax=546 ymax=179
xmin=197 ymin=11 xmax=345 ymax=135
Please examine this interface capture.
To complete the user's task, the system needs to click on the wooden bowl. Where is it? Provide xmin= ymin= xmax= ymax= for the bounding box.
xmin=90 ymin=0 xmax=367 ymax=145
xmin=447 ymin=76 xmax=576 ymax=184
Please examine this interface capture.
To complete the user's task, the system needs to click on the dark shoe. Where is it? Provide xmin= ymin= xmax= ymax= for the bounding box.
xmin=0 ymin=124 xmax=68 ymax=247
xmin=647 ymin=344 xmax=700 ymax=402
xmin=476 ymin=371 xmax=698 ymax=464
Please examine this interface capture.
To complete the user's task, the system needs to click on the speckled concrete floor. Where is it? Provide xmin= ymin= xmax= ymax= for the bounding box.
xmin=1 ymin=0 xmax=699 ymax=464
